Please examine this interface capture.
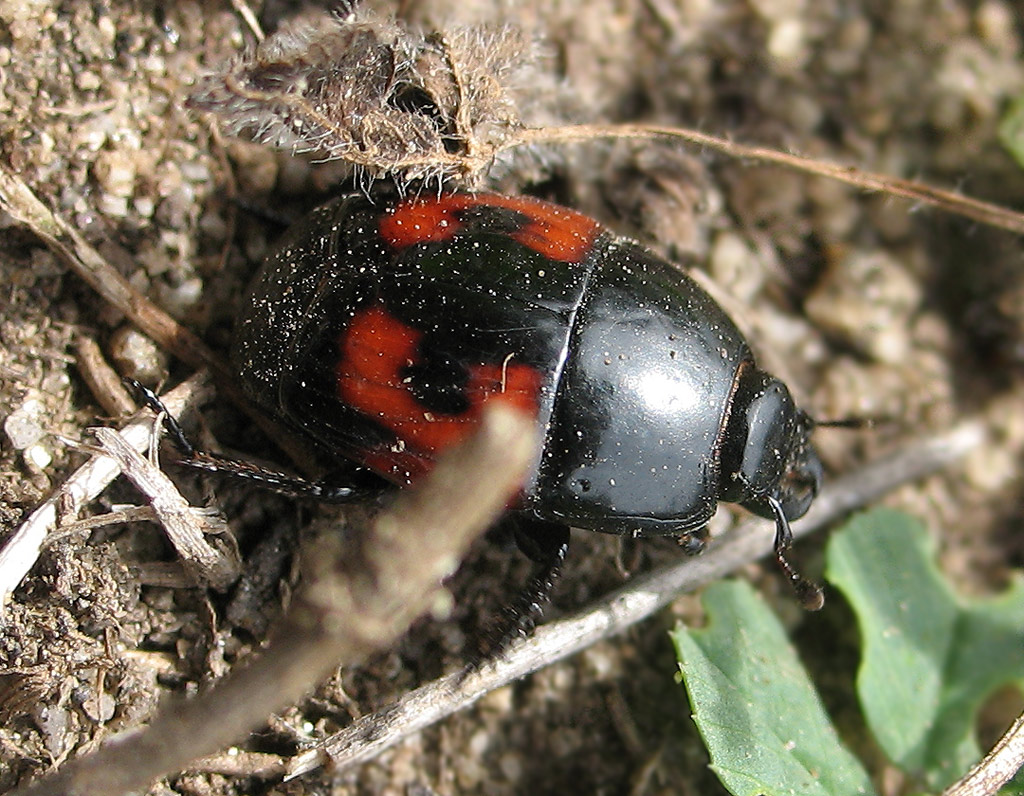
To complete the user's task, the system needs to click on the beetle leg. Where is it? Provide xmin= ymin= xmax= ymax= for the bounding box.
xmin=470 ymin=520 xmax=570 ymax=665
xmin=509 ymin=520 xmax=571 ymax=634
xmin=125 ymin=378 xmax=385 ymax=503
xmin=765 ymin=494 xmax=824 ymax=611
xmin=677 ymin=526 xmax=708 ymax=555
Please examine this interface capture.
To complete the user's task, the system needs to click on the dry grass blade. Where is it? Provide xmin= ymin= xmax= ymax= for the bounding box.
xmin=0 ymin=373 xmax=213 ymax=618
xmin=0 ymin=165 xmax=225 ymax=377
xmin=90 ymin=426 xmax=240 ymax=590
xmin=511 ymin=125 xmax=1024 ymax=235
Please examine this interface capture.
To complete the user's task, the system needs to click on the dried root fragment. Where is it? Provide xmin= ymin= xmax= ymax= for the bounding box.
xmin=190 ymin=9 xmax=536 ymax=185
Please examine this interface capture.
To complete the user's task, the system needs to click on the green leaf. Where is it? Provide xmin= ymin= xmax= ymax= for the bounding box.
xmin=826 ymin=508 xmax=1024 ymax=790
xmin=671 ymin=580 xmax=875 ymax=796
xmin=999 ymin=94 xmax=1024 ymax=169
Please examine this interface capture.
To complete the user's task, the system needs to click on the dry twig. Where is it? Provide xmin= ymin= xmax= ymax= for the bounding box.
xmin=90 ymin=426 xmax=240 ymax=590
xmin=0 ymin=165 xmax=223 ymax=377
xmin=0 ymin=163 xmax=325 ymax=471
xmin=0 ymin=373 xmax=212 ymax=617
xmin=10 ymin=405 xmax=537 ymax=796
xmin=287 ymin=418 xmax=986 ymax=778
xmin=73 ymin=337 xmax=137 ymax=419
xmin=943 ymin=715 xmax=1024 ymax=796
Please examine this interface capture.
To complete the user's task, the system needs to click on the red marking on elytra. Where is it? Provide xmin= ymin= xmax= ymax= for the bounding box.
xmin=358 ymin=448 xmax=431 ymax=485
xmin=336 ymin=304 xmax=543 ymax=484
xmin=379 ymin=193 xmax=601 ymax=263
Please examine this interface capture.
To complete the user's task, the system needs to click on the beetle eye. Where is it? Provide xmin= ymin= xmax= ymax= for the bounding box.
xmin=775 ymin=441 xmax=822 ymax=521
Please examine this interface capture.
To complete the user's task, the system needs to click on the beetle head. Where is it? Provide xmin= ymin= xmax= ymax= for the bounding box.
xmin=718 ymin=362 xmax=824 ymax=609
xmin=719 ymin=363 xmax=820 ymax=515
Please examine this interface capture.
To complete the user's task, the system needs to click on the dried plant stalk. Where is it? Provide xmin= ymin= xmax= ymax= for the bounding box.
xmin=190 ymin=11 xmax=534 ymax=184
xmin=10 ymin=405 xmax=537 ymax=796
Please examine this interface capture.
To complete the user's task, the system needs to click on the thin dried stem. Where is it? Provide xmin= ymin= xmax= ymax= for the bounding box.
xmin=10 ymin=405 xmax=538 ymax=796
xmin=287 ymin=418 xmax=987 ymax=778
xmin=943 ymin=715 xmax=1024 ymax=796
xmin=509 ymin=125 xmax=1024 ymax=235
xmin=0 ymin=373 xmax=212 ymax=617
xmin=74 ymin=336 xmax=137 ymax=418
xmin=0 ymin=164 xmax=225 ymax=377
xmin=0 ymin=163 xmax=324 ymax=471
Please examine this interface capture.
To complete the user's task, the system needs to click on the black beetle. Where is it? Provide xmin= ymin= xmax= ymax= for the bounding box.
xmin=142 ymin=189 xmax=824 ymax=647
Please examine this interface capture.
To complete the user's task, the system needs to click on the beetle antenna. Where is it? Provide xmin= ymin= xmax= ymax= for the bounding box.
xmin=123 ymin=377 xmax=377 ymax=503
xmin=765 ymin=494 xmax=824 ymax=611
xmin=815 ymin=415 xmax=877 ymax=430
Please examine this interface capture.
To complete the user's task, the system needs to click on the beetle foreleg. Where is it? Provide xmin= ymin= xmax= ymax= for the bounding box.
xmin=766 ymin=494 xmax=824 ymax=611
xmin=470 ymin=520 xmax=571 ymax=667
